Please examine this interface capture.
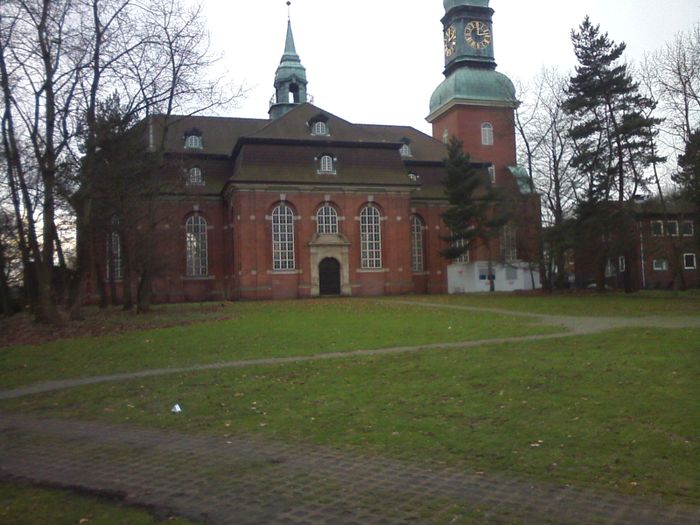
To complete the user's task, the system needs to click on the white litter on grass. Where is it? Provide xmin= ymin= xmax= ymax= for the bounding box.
xmin=171 ymin=403 xmax=182 ymax=413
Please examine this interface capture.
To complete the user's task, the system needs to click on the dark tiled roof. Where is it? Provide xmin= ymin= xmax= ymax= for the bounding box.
xmin=632 ymin=198 xmax=697 ymax=216
xmin=356 ymin=124 xmax=448 ymax=163
xmin=151 ymin=114 xmax=267 ymax=156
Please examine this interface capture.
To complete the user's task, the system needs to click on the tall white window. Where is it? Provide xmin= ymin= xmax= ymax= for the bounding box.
xmin=501 ymin=225 xmax=517 ymax=262
xmin=400 ymin=144 xmax=413 ymax=157
xmin=684 ymin=253 xmax=697 ymax=270
xmin=186 ymin=215 xmax=208 ymax=277
xmin=312 ymin=121 xmax=329 ymax=135
xmin=481 ymin=123 xmax=494 ymax=146
xmin=107 ymin=231 xmax=123 ymax=281
xmin=410 ymin=215 xmax=424 ymax=272
xmin=187 ymin=167 xmax=204 ymax=186
xmin=319 ymin=155 xmax=336 ymax=174
xmin=316 ymin=204 xmax=338 ymax=234
xmin=360 ymin=204 xmax=382 ymax=269
xmin=488 ymin=165 xmax=496 ymax=184
xmin=272 ymin=203 xmax=295 ymax=270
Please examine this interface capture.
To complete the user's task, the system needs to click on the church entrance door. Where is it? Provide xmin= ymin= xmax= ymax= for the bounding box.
xmin=319 ymin=258 xmax=341 ymax=296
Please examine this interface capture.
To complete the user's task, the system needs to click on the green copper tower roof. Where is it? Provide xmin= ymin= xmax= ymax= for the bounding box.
xmin=269 ymin=19 xmax=308 ymax=120
xmin=429 ymin=0 xmax=517 ymax=119
xmin=444 ymin=0 xmax=489 ymax=10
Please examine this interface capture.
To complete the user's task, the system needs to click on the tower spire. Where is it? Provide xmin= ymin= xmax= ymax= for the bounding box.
xmin=269 ymin=2 xmax=308 ymax=120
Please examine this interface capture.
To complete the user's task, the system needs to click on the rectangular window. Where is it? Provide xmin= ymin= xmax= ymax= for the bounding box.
xmin=651 ymin=220 xmax=663 ymax=236
xmin=667 ymin=221 xmax=679 ymax=236
xmin=505 ymin=266 xmax=518 ymax=281
xmin=478 ymin=264 xmax=495 ymax=281
xmin=652 ymin=259 xmax=668 ymax=271
xmin=453 ymin=237 xmax=469 ymax=263
xmin=605 ymin=258 xmax=615 ymax=278
xmin=684 ymin=253 xmax=697 ymax=270
xmin=488 ymin=165 xmax=496 ymax=184
xmin=501 ymin=225 xmax=517 ymax=262
xmin=682 ymin=221 xmax=694 ymax=237
xmin=618 ymin=256 xmax=626 ymax=273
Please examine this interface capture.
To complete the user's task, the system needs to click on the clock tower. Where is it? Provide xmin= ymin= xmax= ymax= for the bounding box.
xmin=428 ymin=0 xmax=519 ymax=187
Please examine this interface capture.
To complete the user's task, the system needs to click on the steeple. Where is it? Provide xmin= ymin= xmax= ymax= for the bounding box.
xmin=428 ymin=0 xmax=516 ymax=121
xmin=269 ymin=6 xmax=308 ymax=120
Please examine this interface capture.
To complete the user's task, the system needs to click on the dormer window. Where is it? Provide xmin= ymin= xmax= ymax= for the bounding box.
xmin=186 ymin=167 xmax=204 ymax=186
xmin=184 ymin=128 xmax=203 ymax=149
xmin=399 ymin=138 xmax=413 ymax=158
xmin=318 ymin=154 xmax=336 ymax=174
xmin=312 ymin=121 xmax=329 ymax=136
xmin=408 ymin=173 xmax=420 ymax=182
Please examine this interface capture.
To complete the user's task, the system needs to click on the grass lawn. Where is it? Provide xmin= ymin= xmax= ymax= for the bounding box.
xmin=0 ymin=299 xmax=558 ymax=389
xmin=4 ymin=326 xmax=698 ymax=505
xmin=0 ymin=480 xmax=195 ymax=525
xmin=399 ymin=290 xmax=700 ymax=317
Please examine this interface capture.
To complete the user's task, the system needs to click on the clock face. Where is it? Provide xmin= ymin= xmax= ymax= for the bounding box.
xmin=465 ymin=20 xmax=492 ymax=50
xmin=444 ymin=25 xmax=457 ymax=57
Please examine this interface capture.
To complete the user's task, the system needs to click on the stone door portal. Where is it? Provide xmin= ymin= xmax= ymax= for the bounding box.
xmin=319 ymin=258 xmax=341 ymax=296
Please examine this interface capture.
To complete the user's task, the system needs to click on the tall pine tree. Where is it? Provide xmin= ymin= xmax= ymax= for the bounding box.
xmin=440 ymin=138 xmax=509 ymax=291
xmin=677 ymin=129 xmax=700 ymax=243
xmin=565 ymin=17 xmax=662 ymax=291
xmin=565 ymin=16 xmax=661 ymax=204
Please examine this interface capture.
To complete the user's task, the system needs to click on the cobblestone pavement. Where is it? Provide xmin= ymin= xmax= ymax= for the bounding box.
xmin=3 ymin=301 xmax=700 ymax=523
xmin=2 ymin=412 xmax=699 ymax=525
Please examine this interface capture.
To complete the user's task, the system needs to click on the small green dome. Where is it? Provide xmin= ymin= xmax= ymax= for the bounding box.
xmin=429 ymin=68 xmax=517 ymax=113
xmin=444 ymin=0 xmax=489 ymax=11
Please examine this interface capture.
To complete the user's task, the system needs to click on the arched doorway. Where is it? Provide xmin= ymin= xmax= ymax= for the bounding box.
xmin=319 ymin=258 xmax=341 ymax=296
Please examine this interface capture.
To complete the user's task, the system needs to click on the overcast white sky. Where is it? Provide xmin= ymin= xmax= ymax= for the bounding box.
xmin=203 ymin=1 xmax=699 ymax=135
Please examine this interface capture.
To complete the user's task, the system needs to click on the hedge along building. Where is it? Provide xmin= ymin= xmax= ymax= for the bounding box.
xmin=91 ymin=0 xmax=542 ymax=303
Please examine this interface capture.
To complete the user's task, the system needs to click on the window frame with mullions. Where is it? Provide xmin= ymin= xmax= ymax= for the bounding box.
xmin=316 ymin=204 xmax=339 ymax=234
xmin=360 ymin=204 xmax=382 ymax=269
xmin=186 ymin=214 xmax=209 ymax=277
xmin=272 ymin=203 xmax=296 ymax=271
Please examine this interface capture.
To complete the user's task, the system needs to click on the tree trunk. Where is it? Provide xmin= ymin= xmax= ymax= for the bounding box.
xmin=137 ymin=267 xmax=152 ymax=313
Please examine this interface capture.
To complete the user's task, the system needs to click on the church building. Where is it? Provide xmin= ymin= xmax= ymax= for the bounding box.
xmin=93 ymin=0 xmax=542 ymax=303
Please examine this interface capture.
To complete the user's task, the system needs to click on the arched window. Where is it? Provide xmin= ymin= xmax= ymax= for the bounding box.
xmin=410 ymin=215 xmax=424 ymax=273
xmin=186 ymin=215 xmax=208 ymax=277
xmin=481 ymin=123 xmax=494 ymax=146
xmin=312 ymin=121 xmax=329 ymax=136
xmin=400 ymin=144 xmax=412 ymax=157
xmin=184 ymin=134 xmax=203 ymax=149
xmin=272 ymin=203 xmax=295 ymax=270
xmin=360 ymin=204 xmax=382 ymax=269
xmin=319 ymin=155 xmax=336 ymax=174
xmin=316 ymin=204 xmax=338 ymax=234
xmin=187 ymin=167 xmax=204 ymax=186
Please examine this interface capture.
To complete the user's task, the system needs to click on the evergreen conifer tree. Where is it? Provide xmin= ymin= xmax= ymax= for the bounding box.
xmin=677 ymin=129 xmax=700 ymax=242
xmin=440 ymin=138 xmax=509 ymax=291
xmin=565 ymin=16 xmax=662 ymax=204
